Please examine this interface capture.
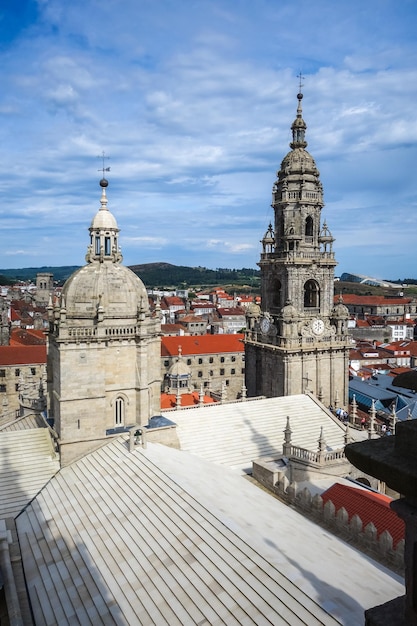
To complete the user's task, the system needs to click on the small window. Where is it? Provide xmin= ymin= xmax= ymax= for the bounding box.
xmin=209 ymin=357 xmax=214 ymax=363
xmin=95 ymin=236 xmax=100 ymax=255
xmin=198 ymin=371 xmax=203 ymax=377
xmin=0 ymin=385 xmax=6 ymax=392
xmin=115 ymin=397 xmax=124 ymax=426
xmin=164 ymin=360 xmax=169 ymax=367
xmin=105 ymin=236 xmax=111 ymax=255
xmin=15 ymin=383 xmax=19 ymax=391
xmin=31 ymin=368 xmax=36 ymax=375
xmin=242 ymin=355 xmax=245 ymax=362
xmin=15 ymin=368 xmax=20 ymax=377
xmin=231 ymin=356 xmax=236 ymax=362
xmin=0 ymin=370 xmax=5 ymax=378
xmin=220 ymin=356 xmax=225 ymax=363
xmin=198 ymin=358 xmax=203 ymax=364
xmin=220 ymin=368 xmax=225 ymax=375
xmin=241 ymin=368 xmax=245 ymax=374
xmin=225 ymin=380 xmax=229 ymax=386
xmin=209 ymin=370 xmax=213 ymax=376
xmin=231 ymin=368 xmax=235 ymax=375
xmin=187 ymin=359 xmax=192 ymax=365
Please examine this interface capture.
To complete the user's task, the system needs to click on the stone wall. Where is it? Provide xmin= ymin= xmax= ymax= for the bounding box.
xmin=253 ymin=467 xmax=404 ymax=574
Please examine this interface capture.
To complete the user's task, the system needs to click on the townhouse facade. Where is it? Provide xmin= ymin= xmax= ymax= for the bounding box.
xmin=161 ymin=334 xmax=245 ymax=400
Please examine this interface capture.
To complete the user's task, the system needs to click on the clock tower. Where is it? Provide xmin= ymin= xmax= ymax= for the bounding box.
xmin=245 ymin=88 xmax=350 ymax=408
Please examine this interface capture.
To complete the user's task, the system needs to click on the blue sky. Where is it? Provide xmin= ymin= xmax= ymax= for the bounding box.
xmin=0 ymin=0 xmax=417 ymax=280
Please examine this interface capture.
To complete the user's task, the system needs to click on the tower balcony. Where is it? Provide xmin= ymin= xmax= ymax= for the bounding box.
xmin=260 ymin=250 xmax=335 ymax=262
xmin=245 ymin=331 xmax=350 ymax=350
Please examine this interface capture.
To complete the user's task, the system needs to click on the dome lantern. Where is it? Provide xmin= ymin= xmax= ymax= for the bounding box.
xmin=87 ymin=178 xmax=122 ymax=264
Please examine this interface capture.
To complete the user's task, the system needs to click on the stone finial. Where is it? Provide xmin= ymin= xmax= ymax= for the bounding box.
xmin=241 ymin=383 xmax=247 ymax=400
xmin=318 ymin=426 xmax=326 ymax=453
xmin=368 ymin=399 xmax=377 ymax=440
xmin=344 ymin=422 xmax=351 ymax=446
xmin=351 ymin=394 xmax=358 ymax=426
xmin=199 ymin=384 xmax=204 ymax=405
xmin=283 ymin=416 xmax=292 ymax=456
xmin=221 ymin=381 xmax=227 ymax=403
xmin=390 ymin=403 xmax=397 ymax=434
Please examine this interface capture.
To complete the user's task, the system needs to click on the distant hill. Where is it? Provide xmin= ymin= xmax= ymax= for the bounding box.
xmin=0 ymin=263 xmax=260 ymax=290
xmin=128 ymin=263 xmax=260 ymax=289
xmin=2 ymin=264 xmax=414 ymax=296
xmin=0 ymin=266 xmax=80 ymax=283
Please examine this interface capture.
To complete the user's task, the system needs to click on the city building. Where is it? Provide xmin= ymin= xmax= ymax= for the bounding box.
xmin=341 ymin=293 xmax=417 ymax=320
xmin=245 ymin=90 xmax=350 ymax=407
xmin=161 ymin=333 xmax=245 ymax=400
xmin=0 ymin=345 xmax=47 ymax=423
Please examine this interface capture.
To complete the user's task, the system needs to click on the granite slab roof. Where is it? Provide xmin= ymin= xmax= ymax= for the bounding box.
xmin=0 ymin=429 xmax=60 ymax=520
xmin=15 ymin=438 xmax=404 ymax=625
xmin=163 ymin=394 xmax=363 ymax=472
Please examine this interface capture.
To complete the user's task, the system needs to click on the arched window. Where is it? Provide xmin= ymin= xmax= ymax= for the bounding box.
xmin=272 ymin=279 xmax=282 ymax=309
xmin=115 ymin=397 xmax=124 ymax=426
xmin=304 ymin=280 xmax=320 ymax=308
xmin=305 ymin=216 xmax=313 ymax=237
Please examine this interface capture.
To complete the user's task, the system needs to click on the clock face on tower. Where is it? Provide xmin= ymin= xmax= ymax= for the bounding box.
xmin=312 ymin=318 xmax=325 ymax=335
xmin=260 ymin=316 xmax=271 ymax=334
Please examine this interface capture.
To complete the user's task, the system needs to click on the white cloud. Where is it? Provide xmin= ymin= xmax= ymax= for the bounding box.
xmin=0 ymin=0 xmax=415 ymax=280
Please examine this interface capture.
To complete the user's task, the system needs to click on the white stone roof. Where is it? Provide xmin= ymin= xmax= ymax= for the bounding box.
xmin=163 ymin=394 xmax=360 ymax=472
xmin=0 ymin=429 xmax=60 ymax=520
xmin=0 ymin=412 xmax=47 ymax=432
xmin=15 ymin=438 xmax=404 ymax=625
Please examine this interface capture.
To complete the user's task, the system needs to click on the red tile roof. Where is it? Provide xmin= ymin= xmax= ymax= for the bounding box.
xmin=336 ymin=294 xmax=411 ymax=306
xmin=10 ymin=328 xmax=46 ymax=346
xmin=217 ymin=307 xmax=245 ymax=316
xmin=161 ymin=324 xmax=186 ymax=335
xmin=160 ymin=391 xmax=215 ymax=409
xmin=322 ymin=483 xmax=404 ymax=548
xmin=0 ymin=345 xmax=47 ymax=366
xmin=180 ymin=315 xmax=205 ymax=323
xmin=161 ymin=334 xmax=244 ymax=357
xmin=162 ymin=296 xmax=184 ymax=306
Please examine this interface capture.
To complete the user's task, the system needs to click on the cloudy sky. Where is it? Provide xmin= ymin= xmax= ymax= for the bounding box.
xmin=0 ymin=0 xmax=416 ymax=280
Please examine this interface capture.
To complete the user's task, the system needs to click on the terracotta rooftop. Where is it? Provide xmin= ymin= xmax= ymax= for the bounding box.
xmin=10 ymin=328 xmax=46 ymax=346
xmin=336 ymin=294 xmax=411 ymax=306
xmin=322 ymin=483 xmax=404 ymax=548
xmin=0 ymin=345 xmax=47 ymax=366
xmin=217 ymin=307 xmax=245 ymax=316
xmin=160 ymin=391 xmax=215 ymax=409
xmin=161 ymin=334 xmax=244 ymax=357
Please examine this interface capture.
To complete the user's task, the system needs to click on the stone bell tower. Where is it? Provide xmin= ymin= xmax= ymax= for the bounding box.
xmin=47 ymin=177 xmax=161 ymax=465
xmin=245 ymin=88 xmax=350 ymax=408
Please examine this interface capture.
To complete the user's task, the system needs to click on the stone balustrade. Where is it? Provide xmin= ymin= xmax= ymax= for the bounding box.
xmin=278 ymin=479 xmax=404 ymax=574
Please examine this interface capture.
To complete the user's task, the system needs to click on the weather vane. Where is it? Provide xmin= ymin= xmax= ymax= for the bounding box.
xmin=97 ymin=151 xmax=111 ymax=178
xmin=297 ymin=71 xmax=304 ymax=93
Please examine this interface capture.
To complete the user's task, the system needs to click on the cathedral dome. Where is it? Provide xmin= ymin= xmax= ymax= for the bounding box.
xmin=90 ymin=206 xmax=118 ymax=230
xmin=62 ymin=262 xmax=148 ymax=321
xmin=168 ymin=354 xmax=191 ymax=378
xmin=279 ymin=148 xmax=319 ymax=178
xmin=60 ymin=178 xmax=148 ymax=322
